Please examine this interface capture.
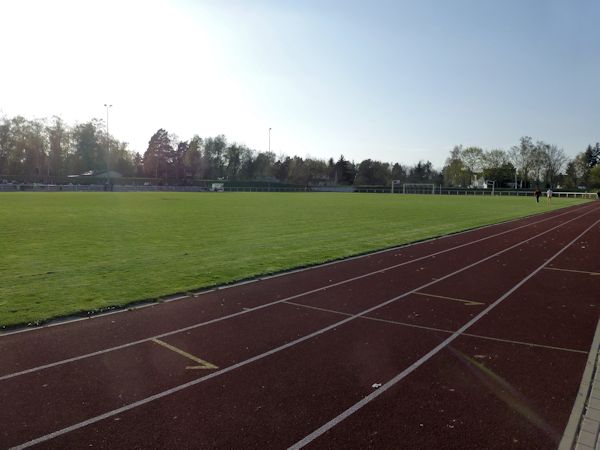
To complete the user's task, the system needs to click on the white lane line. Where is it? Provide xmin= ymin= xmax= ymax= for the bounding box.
xmin=282 ymin=301 xmax=588 ymax=354
xmin=10 ymin=213 xmax=600 ymax=449
xmin=1 ymin=203 xmax=591 ymax=338
xmin=0 ymin=205 xmax=591 ymax=382
xmin=288 ymin=216 xmax=600 ymax=450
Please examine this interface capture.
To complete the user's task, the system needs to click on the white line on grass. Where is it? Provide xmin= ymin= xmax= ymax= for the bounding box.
xmin=288 ymin=216 xmax=600 ymax=449
xmin=0 ymin=204 xmax=596 ymax=382
xmin=10 ymin=208 xmax=600 ymax=449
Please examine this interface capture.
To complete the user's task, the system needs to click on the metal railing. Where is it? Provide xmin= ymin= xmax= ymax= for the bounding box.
xmin=0 ymin=184 xmax=597 ymax=199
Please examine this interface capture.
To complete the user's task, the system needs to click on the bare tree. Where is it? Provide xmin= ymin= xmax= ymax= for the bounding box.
xmin=461 ymin=147 xmax=484 ymax=175
xmin=509 ymin=136 xmax=535 ymax=188
xmin=482 ymin=149 xmax=509 ymax=169
xmin=528 ymin=143 xmax=549 ymax=185
xmin=543 ymin=144 xmax=567 ymax=186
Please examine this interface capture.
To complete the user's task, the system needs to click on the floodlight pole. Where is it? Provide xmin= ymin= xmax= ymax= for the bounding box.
xmin=104 ymin=104 xmax=112 ymax=189
xmin=268 ymin=127 xmax=271 ymax=153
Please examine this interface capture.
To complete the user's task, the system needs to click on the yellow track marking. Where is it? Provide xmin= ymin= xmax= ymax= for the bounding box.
xmin=414 ymin=291 xmax=484 ymax=306
xmin=151 ymin=338 xmax=218 ymax=370
xmin=544 ymin=267 xmax=600 ymax=276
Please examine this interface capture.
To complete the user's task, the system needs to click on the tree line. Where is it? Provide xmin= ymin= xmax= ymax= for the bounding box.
xmin=444 ymin=138 xmax=600 ymax=189
xmin=1 ymin=115 xmax=598 ymax=189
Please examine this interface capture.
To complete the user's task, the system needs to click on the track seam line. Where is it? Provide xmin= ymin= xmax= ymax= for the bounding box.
xmin=545 ymin=267 xmax=600 ymax=276
xmin=1 ymin=205 xmax=593 ymax=381
xmin=2 ymin=202 xmax=594 ymax=337
xmin=282 ymin=301 xmax=588 ymax=354
xmin=413 ymin=291 xmax=484 ymax=306
xmin=288 ymin=215 xmax=600 ymax=450
xmin=9 ymin=210 xmax=600 ymax=449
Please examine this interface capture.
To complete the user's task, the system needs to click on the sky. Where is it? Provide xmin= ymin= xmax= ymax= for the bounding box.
xmin=1 ymin=0 xmax=599 ymax=169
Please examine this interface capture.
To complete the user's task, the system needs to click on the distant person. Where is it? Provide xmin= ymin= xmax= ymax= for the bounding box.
xmin=534 ymin=187 xmax=541 ymax=203
xmin=546 ymin=187 xmax=553 ymax=205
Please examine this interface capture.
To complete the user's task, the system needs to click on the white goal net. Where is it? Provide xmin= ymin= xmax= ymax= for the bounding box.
xmin=391 ymin=182 xmax=435 ymax=194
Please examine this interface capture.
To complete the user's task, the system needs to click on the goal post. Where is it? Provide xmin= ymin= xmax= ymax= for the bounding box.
xmin=391 ymin=182 xmax=435 ymax=194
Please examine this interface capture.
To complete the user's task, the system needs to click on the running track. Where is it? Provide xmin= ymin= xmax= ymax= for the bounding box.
xmin=1 ymin=202 xmax=599 ymax=449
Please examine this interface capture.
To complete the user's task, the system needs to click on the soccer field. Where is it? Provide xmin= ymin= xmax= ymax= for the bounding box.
xmin=0 ymin=192 xmax=588 ymax=328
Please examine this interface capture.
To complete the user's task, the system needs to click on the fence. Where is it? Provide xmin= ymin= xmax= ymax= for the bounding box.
xmin=0 ymin=184 xmax=597 ymax=199
xmin=0 ymin=184 xmax=107 ymax=192
xmin=437 ymin=189 xmax=597 ymax=199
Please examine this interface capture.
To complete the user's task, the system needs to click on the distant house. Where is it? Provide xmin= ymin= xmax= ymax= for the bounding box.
xmin=91 ymin=170 xmax=122 ymax=179
xmin=470 ymin=174 xmax=485 ymax=188
xmin=67 ymin=170 xmax=122 ymax=179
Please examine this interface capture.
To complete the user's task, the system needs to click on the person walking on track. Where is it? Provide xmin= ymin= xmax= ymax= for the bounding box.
xmin=534 ymin=186 xmax=541 ymax=203
xmin=546 ymin=187 xmax=553 ymax=205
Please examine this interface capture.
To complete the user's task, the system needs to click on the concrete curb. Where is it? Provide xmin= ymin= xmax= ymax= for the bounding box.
xmin=560 ymin=319 xmax=600 ymax=450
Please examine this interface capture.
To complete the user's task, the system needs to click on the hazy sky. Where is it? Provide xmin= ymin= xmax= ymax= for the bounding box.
xmin=1 ymin=0 xmax=598 ymax=168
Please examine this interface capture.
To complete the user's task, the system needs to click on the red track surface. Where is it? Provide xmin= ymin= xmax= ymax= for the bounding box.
xmin=1 ymin=202 xmax=599 ymax=449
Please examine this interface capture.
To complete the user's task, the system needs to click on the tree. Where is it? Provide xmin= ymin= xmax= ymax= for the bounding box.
xmin=482 ymin=149 xmax=509 ymax=169
xmin=442 ymin=145 xmax=469 ymax=187
xmin=273 ymin=155 xmax=291 ymax=182
xmin=408 ymin=160 xmax=436 ymax=183
xmin=2 ymin=116 xmax=47 ymax=179
xmin=482 ymin=163 xmax=516 ymax=187
xmin=334 ymin=155 xmax=355 ymax=185
xmin=143 ymin=129 xmax=172 ymax=180
xmin=461 ymin=147 xmax=484 ymax=179
xmin=327 ymin=158 xmax=335 ymax=182
xmin=183 ymin=135 xmax=203 ymax=178
xmin=509 ymin=137 xmax=535 ymax=188
xmin=588 ymin=165 xmax=600 ymax=189
xmin=287 ymin=156 xmax=309 ymax=185
xmin=528 ymin=142 xmax=548 ymax=185
xmin=46 ymin=116 xmax=69 ymax=178
xmin=542 ymin=144 xmax=567 ymax=187
xmin=253 ymin=151 xmax=276 ymax=180
xmin=224 ymin=144 xmax=243 ymax=180
xmin=172 ymin=141 xmax=188 ymax=181
xmin=565 ymin=150 xmax=597 ymax=189
xmin=0 ymin=117 xmax=10 ymax=176
xmin=305 ymin=158 xmax=329 ymax=185
xmin=133 ymin=152 xmax=144 ymax=177
xmin=584 ymin=143 xmax=600 ymax=169
xmin=391 ymin=163 xmax=408 ymax=183
xmin=203 ymin=135 xmax=227 ymax=179
xmin=71 ymin=120 xmax=105 ymax=174
xmin=355 ymin=159 xmax=391 ymax=185
xmin=23 ymin=119 xmax=47 ymax=180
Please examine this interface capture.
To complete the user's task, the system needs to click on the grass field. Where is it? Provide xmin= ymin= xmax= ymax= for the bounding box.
xmin=0 ymin=192 xmax=589 ymax=328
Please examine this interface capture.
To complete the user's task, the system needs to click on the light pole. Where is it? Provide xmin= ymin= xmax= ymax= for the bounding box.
xmin=104 ymin=104 xmax=112 ymax=189
xmin=268 ymin=127 xmax=271 ymax=153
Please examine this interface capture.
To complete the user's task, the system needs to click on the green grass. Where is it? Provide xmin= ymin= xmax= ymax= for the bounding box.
xmin=0 ymin=192 xmax=588 ymax=328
